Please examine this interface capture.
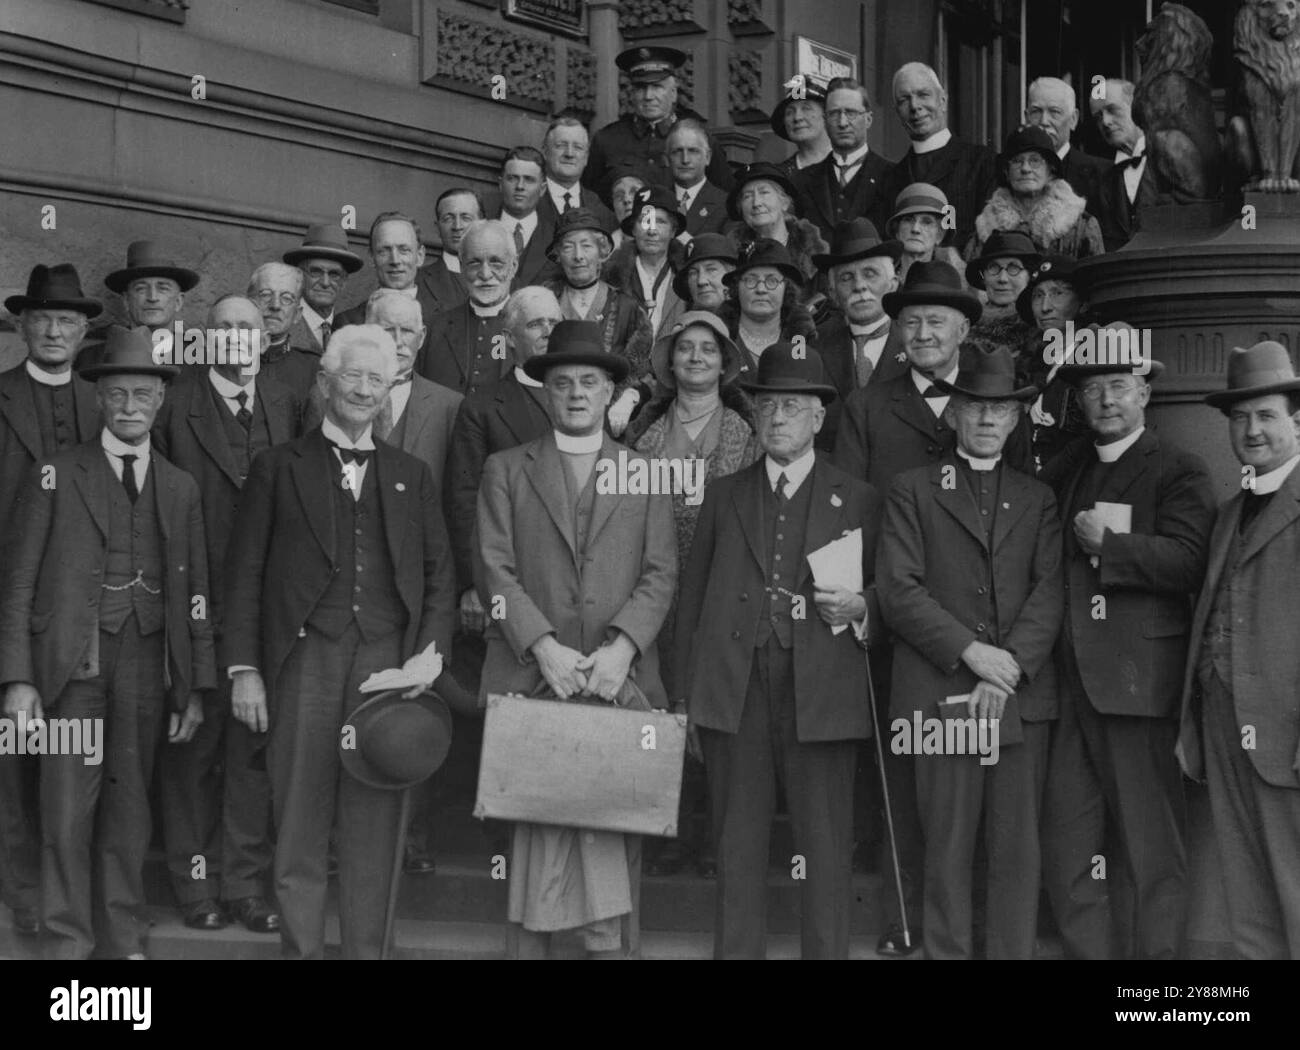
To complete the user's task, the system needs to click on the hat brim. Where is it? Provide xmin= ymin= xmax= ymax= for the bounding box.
xmin=999 ymin=145 xmax=1063 ymax=178
xmin=769 ymin=91 xmax=826 ymax=141
xmin=340 ymin=689 xmax=454 ymax=791
xmin=547 ymin=224 xmax=612 ymax=261
xmin=523 ymin=350 xmax=631 ymax=384
xmin=1205 ymin=378 xmax=1300 ymax=409
xmin=723 ymin=262 xmax=805 ymax=288
xmin=282 ymin=246 xmax=364 ymax=273
xmin=739 ymin=377 xmax=837 ymax=404
xmin=77 ymin=359 xmax=181 ymax=381
xmin=621 ymin=207 xmax=686 ymax=236
xmin=932 ymin=378 xmax=1039 ymax=402
xmin=883 ymin=289 xmax=982 ymax=324
xmin=5 ymin=295 xmax=103 ymax=319
xmin=104 ymin=266 xmax=200 ymax=294
xmin=651 ymin=316 xmax=743 ymax=388
xmin=1015 ymin=272 xmax=1083 ymax=324
xmin=811 ymin=241 xmax=903 ymax=271
xmin=1058 ymin=360 xmax=1166 ymax=382
xmin=672 ymin=260 xmax=735 ymax=301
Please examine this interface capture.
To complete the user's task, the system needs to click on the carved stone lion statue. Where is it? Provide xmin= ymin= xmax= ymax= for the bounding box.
xmin=1134 ymin=2 xmax=1225 ymax=202
xmin=1227 ymin=0 xmax=1300 ymax=192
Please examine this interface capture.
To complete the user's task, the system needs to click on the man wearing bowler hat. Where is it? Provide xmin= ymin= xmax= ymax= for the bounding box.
xmin=876 ymin=346 xmax=1064 ymax=959
xmin=1178 ymin=342 xmax=1300 ymax=958
xmin=585 ymin=46 xmax=733 ymax=198
xmin=0 ymin=325 xmax=214 ymax=959
xmin=284 ymin=223 xmax=365 ymax=353
xmin=1039 ymin=325 xmax=1214 ymax=960
xmin=222 ymin=324 xmax=458 ymax=959
xmin=0 ymin=264 xmax=103 ymax=937
xmin=675 ymin=341 xmax=881 ymax=959
xmin=104 ymin=239 xmax=199 ymax=333
xmin=475 ymin=319 xmax=676 ymax=959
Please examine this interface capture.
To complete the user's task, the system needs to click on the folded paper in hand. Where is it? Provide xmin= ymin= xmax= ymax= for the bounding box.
xmin=807 ymin=528 xmax=862 ymax=637
xmin=1090 ymin=501 xmax=1132 ymax=569
xmin=359 ymin=641 xmax=443 ymax=694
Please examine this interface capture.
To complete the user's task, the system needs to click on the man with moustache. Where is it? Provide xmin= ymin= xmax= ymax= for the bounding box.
xmin=667 ymin=119 xmax=729 ymax=239
xmin=493 ymin=147 xmax=560 ymax=290
xmin=1026 ymin=77 xmax=1111 ymax=221
xmin=248 ymin=262 xmax=319 ymax=401
xmin=222 ymin=325 xmax=457 ymax=959
xmin=336 ymin=212 xmax=442 ymax=356
xmin=418 ymin=220 xmax=517 ymax=398
xmin=877 ymin=346 xmax=1064 ymax=960
xmin=1178 ymin=342 xmax=1300 ymax=959
xmin=419 ymin=188 xmax=483 ymax=313
xmin=0 ymin=264 xmax=103 ymax=938
xmin=792 ymin=77 xmax=893 ymax=245
xmin=284 ymin=223 xmax=365 ymax=353
xmin=539 ymin=115 xmax=616 ymax=230
xmin=1089 ymin=79 xmax=1153 ymax=252
xmin=151 ymin=295 xmax=301 ymax=935
xmin=105 ymin=240 xmax=199 ymax=334
xmin=0 ymin=325 xmax=214 ymax=960
xmin=1040 ymin=331 xmax=1215 ymax=960
xmin=878 ymin=63 xmax=997 ymax=252
xmin=475 ymin=319 xmax=676 ymax=959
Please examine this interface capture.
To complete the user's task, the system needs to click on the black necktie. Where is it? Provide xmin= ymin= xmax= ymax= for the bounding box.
xmin=1115 ymin=153 xmax=1145 ymax=170
xmin=235 ymin=391 xmax=252 ymax=431
xmin=562 ymin=191 xmax=573 ymax=213
xmin=319 ymin=321 xmax=331 ymax=349
xmin=774 ymin=471 xmax=789 ymax=505
xmin=331 ymin=444 xmax=371 ymax=466
xmin=119 ymin=453 xmax=139 ymax=503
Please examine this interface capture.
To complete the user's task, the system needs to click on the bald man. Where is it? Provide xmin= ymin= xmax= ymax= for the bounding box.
xmin=1026 ymin=77 xmax=1110 ymax=220
xmin=878 ymin=63 xmax=997 ymax=251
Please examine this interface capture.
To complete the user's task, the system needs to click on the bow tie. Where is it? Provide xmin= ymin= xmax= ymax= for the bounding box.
xmin=634 ymin=115 xmax=671 ymax=139
xmin=330 ymin=444 xmax=371 ymax=465
xmin=1115 ymin=153 xmax=1145 ymax=170
xmin=392 ymin=373 xmax=413 ymax=386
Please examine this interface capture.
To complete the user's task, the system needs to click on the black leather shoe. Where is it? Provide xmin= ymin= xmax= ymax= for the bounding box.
xmin=181 ymin=898 xmax=227 ymax=931
xmin=404 ymin=851 xmax=437 ymax=875
xmin=224 ymin=896 xmax=280 ymax=934
xmin=876 ymin=922 xmax=921 ymax=957
xmin=12 ymin=905 xmax=40 ymax=937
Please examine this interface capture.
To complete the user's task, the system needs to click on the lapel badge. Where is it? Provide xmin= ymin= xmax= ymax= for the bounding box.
xmin=895 ymin=351 xmax=907 ymax=363
xmin=700 ymin=207 xmax=708 ymax=216
xmin=830 ymin=493 xmax=843 ymax=508
xmin=1002 ymin=502 xmax=1010 ymax=509
xmin=395 ymin=482 xmax=406 ymax=492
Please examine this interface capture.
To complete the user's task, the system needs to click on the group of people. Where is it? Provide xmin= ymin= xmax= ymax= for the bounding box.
xmin=0 ymin=44 xmax=1296 ymax=963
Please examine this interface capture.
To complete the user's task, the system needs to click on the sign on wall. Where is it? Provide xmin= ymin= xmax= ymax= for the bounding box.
xmin=503 ymin=0 xmax=588 ymax=39
xmin=795 ymin=35 xmax=858 ymax=88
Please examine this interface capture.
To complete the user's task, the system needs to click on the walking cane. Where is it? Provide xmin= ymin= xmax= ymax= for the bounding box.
xmin=862 ymin=643 xmax=912 ymax=953
xmin=380 ymin=786 xmax=413 ymax=961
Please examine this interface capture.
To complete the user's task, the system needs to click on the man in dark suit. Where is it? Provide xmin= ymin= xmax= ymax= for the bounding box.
xmin=539 ymin=115 xmax=616 ymax=231
xmin=222 ymin=324 xmax=457 ymax=960
xmin=284 ymin=223 xmax=364 ymax=353
xmin=877 ymin=346 xmax=1064 ymax=959
xmin=491 ymin=146 xmax=560 ymax=290
xmin=675 ymin=341 xmax=880 ymax=959
xmin=1026 ymin=76 xmax=1111 ymax=220
xmin=152 ymin=294 xmax=302 ymax=936
xmin=1041 ymin=334 xmax=1215 ymax=960
xmin=880 ymin=62 xmax=998 ymax=252
xmin=0 ymin=325 xmax=215 ymax=960
xmin=417 ymin=220 xmax=516 ymax=398
xmin=249 ymin=262 xmax=320 ymax=401
xmin=418 ymin=187 xmax=482 ymax=315
xmin=813 ymin=218 xmax=907 ymax=450
xmin=1178 ymin=342 xmax=1300 ymax=959
xmin=0 ymin=264 xmax=102 ymax=938
xmin=667 ymin=119 xmax=729 ymax=239
xmin=1089 ymin=78 xmax=1154 ymax=252
xmin=793 ymin=77 xmax=893 ymax=245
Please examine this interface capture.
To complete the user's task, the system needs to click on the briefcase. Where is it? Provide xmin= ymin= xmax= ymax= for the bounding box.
xmin=474 ymin=693 xmax=687 ymax=837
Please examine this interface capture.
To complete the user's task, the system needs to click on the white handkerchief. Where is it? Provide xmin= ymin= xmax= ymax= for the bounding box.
xmin=1090 ymin=502 xmax=1132 ymax=568
xmin=359 ymin=640 xmax=444 ymax=694
xmin=807 ymin=528 xmax=863 ymax=636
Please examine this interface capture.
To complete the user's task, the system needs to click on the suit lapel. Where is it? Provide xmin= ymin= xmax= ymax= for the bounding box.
xmin=1194 ymin=497 xmax=1242 ymax=639
xmin=259 ymin=382 xmax=296 ymax=446
xmin=933 ymin=458 xmax=988 ymax=549
xmin=0 ymin=369 xmax=43 ymax=460
xmin=151 ymin=454 xmax=175 ymax=544
xmin=732 ymin=460 xmax=768 ymax=574
xmin=525 ymin=434 xmax=577 ymax=558
xmin=290 ymin=430 xmax=337 ymax=565
xmin=187 ymin=377 xmax=241 ymax=487
xmin=72 ymin=444 xmax=111 ymax=540
xmin=991 ymin=465 xmax=1034 ymax=553
xmin=398 ymin=378 xmax=433 ymax=452
xmin=891 ymin=375 xmax=942 ymax=442
xmin=1238 ymin=468 xmax=1300 ymax=566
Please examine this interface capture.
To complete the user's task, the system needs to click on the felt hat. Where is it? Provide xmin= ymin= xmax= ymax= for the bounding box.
xmin=104 ymin=240 xmax=200 ymax=293
xmin=726 ymin=161 xmax=800 ymax=222
xmin=650 ymin=310 xmax=743 ymax=388
xmin=769 ymin=79 xmax=828 ymax=141
xmin=885 ymin=182 xmax=951 ymax=237
xmin=933 ymin=345 xmax=1038 ymax=402
xmin=882 ymin=260 xmax=982 ymax=323
xmin=547 ymin=206 xmax=613 ymax=260
xmin=740 ymin=339 xmax=837 ymax=403
xmin=1015 ymin=254 xmax=1085 ymax=324
xmin=723 ymin=238 xmax=805 ymax=288
xmin=964 ymin=229 xmax=1042 ymax=291
xmin=283 ymin=223 xmax=364 ymax=273
xmin=1056 ymin=321 xmax=1165 ymax=382
xmin=672 ymin=233 xmax=738 ymax=301
xmin=811 ymin=217 xmax=902 ymax=271
xmin=1204 ymin=340 xmax=1300 ymax=410
xmin=76 ymin=324 xmax=180 ymax=381
xmin=5 ymin=263 xmax=102 ymax=318
xmin=999 ymin=124 xmax=1063 ymax=179
xmin=521 ymin=319 xmax=630 ymax=384
xmin=340 ymin=688 xmax=454 ymax=791
xmin=621 ymin=184 xmax=687 ymax=236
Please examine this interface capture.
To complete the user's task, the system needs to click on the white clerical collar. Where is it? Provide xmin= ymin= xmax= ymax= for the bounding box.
xmin=833 ymin=143 xmax=870 ymax=169
xmin=1116 ymin=133 xmax=1146 ymax=164
xmin=555 ymin=429 xmax=602 ymax=454
xmin=765 ymin=446 xmax=816 ymax=495
xmin=301 ymin=301 xmax=332 ymax=327
xmin=321 ymin=416 xmax=375 ymax=451
xmin=26 ymin=360 xmax=71 ymax=386
xmin=1057 ymin=142 xmax=1071 ymax=159
xmin=442 ymin=251 xmax=461 ymax=274
xmin=470 ymin=297 xmax=507 ymax=317
xmin=957 ymin=447 xmax=1001 ymax=472
xmin=515 ymin=365 xmax=543 ymax=388
xmin=1250 ymin=453 xmax=1300 ymax=495
xmin=912 ymin=128 xmax=952 ymax=155
xmin=101 ymin=427 xmax=150 ymax=460
xmin=911 ymin=361 xmax=959 ymax=393
xmin=209 ymin=368 xmax=254 ymax=397
xmin=1095 ymin=425 xmax=1144 ymax=463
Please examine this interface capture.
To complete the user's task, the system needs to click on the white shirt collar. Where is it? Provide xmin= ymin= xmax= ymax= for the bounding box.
xmin=209 ymin=367 xmax=254 ymax=399
xmin=388 ymin=377 xmax=413 ymax=425
xmin=470 ymin=296 xmax=507 ymax=317
xmin=554 ymin=429 xmax=602 ymax=454
xmin=321 ymin=416 xmax=375 ymax=451
xmin=1056 ymin=142 xmax=1071 ymax=159
xmin=515 ymin=365 xmax=543 ymax=388
xmin=1249 ymin=453 xmax=1300 ymax=495
xmin=26 ymin=360 xmax=72 ymax=387
xmin=442 ymin=251 xmax=461 ymax=274
xmin=101 ymin=427 xmax=151 ymax=461
xmin=675 ymin=178 xmax=706 ymax=208
xmin=911 ymin=361 xmax=959 ymax=393
xmin=956 ymin=447 xmax=1001 ymax=472
xmin=832 ymin=143 xmax=870 ymax=169
xmin=849 ymin=319 xmax=889 ymax=338
xmin=300 ymin=300 xmax=332 ymax=330
xmin=1095 ymin=425 xmax=1145 ymax=464
xmin=1116 ymin=133 xmax=1146 ymax=163
xmin=911 ymin=127 xmax=952 ymax=155
xmin=509 ymin=210 xmax=539 ymax=245
xmin=547 ymin=178 xmax=580 ymax=213
xmin=765 ymin=446 xmax=816 ymax=496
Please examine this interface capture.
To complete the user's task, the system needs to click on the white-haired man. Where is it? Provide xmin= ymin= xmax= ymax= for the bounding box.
xmin=1089 ymin=78 xmax=1152 ymax=251
xmin=223 ymin=324 xmax=457 ymax=959
xmin=1026 ymin=76 xmax=1110 ymax=220
xmin=248 ymin=261 xmax=319 ymax=400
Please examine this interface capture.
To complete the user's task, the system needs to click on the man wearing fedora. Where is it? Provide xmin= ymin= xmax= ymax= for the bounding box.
xmin=104 ymin=239 xmax=199 ymax=334
xmin=475 ymin=319 xmax=676 ymax=959
xmin=151 ymin=294 xmax=302 ymax=935
xmin=0 ymin=324 xmax=215 ymax=959
xmin=585 ymin=46 xmax=733 ymax=198
xmin=879 ymin=63 xmax=997 ymax=252
xmin=0 ymin=263 xmax=103 ymax=938
xmin=667 ymin=119 xmax=729 ymax=239
xmin=792 ymin=77 xmax=894 ymax=246
xmin=1039 ymin=331 xmax=1214 ymax=960
xmin=675 ymin=341 xmax=880 ymax=959
xmin=284 ymin=222 xmax=364 ymax=354
xmin=877 ymin=345 xmax=1064 ymax=959
xmin=1178 ymin=341 xmax=1300 ymax=959
xmin=222 ymin=324 xmax=457 ymax=959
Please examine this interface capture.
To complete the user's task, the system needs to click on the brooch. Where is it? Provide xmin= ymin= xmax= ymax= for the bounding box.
xmin=830 ymin=493 xmax=843 ymax=508
xmin=396 ymin=482 xmax=406 ymax=492
xmin=1002 ymin=502 xmax=1010 ymax=509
